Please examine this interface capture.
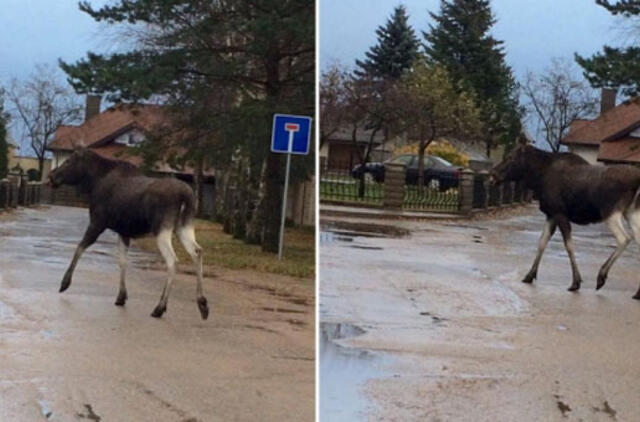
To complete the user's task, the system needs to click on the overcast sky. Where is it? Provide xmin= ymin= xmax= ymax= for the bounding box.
xmin=0 ymin=1 xmax=629 ymax=152
xmin=0 ymin=0 xmax=111 ymax=150
xmin=0 ymin=1 xmax=113 ymax=82
xmin=320 ymin=0 xmax=621 ymax=78
xmin=320 ymin=0 xmax=626 ymax=146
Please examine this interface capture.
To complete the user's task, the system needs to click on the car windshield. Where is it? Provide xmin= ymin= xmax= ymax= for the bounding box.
xmin=430 ymin=156 xmax=453 ymax=167
xmin=388 ymin=155 xmax=413 ymax=165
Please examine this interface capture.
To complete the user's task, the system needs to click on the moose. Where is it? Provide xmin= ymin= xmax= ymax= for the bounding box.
xmin=48 ymin=149 xmax=209 ymax=319
xmin=490 ymin=144 xmax=640 ymax=298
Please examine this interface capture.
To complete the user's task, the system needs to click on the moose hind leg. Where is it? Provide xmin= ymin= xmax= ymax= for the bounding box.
xmin=178 ymin=224 xmax=209 ymax=320
xmin=624 ymin=209 xmax=640 ymax=299
xmin=597 ymin=212 xmax=630 ymax=291
xmin=115 ymin=236 xmax=130 ymax=306
xmin=151 ymin=229 xmax=177 ymax=318
xmin=60 ymin=224 xmax=104 ymax=293
xmin=523 ymin=218 xmax=557 ymax=284
xmin=557 ymin=217 xmax=583 ymax=291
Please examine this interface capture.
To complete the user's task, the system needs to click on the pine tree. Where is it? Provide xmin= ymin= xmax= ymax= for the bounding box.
xmin=60 ymin=0 xmax=315 ymax=254
xmin=576 ymin=1 xmax=640 ymax=96
xmin=355 ymin=5 xmax=419 ymax=80
xmin=424 ymin=0 xmax=522 ymax=155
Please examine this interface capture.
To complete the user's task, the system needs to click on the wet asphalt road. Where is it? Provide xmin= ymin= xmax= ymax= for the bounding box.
xmin=0 ymin=206 xmax=314 ymax=421
xmin=320 ymin=206 xmax=640 ymax=421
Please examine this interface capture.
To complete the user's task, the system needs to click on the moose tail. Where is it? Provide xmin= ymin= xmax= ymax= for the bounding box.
xmin=178 ymin=188 xmax=197 ymax=228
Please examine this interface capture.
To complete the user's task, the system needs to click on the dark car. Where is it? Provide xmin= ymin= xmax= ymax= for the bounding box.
xmin=351 ymin=154 xmax=462 ymax=191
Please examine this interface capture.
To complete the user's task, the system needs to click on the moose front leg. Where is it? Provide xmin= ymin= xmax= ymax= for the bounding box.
xmin=556 ymin=217 xmax=583 ymax=291
xmin=115 ymin=236 xmax=130 ymax=306
xmin=60 ymin=223 xmax=104 ymax=293
xmin=523 ymin=218 xmax=557 ymax=284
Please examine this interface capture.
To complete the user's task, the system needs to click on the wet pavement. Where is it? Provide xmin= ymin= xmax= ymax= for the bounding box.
xmin=320 ymin=205 xmax=640 ymax=421
xmin=0 ymin=206 xmax=314 ymax=421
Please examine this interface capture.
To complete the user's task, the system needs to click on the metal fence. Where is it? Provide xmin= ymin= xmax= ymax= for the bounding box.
xmin=319 ymin=165 xmax=384 ymax=205
xmin=320 ymin=162 xmax=531 ymax=214
xmin=473 ymin=172 xmax=528 ymax=210
xmin=404 ymin=173 xmax=460 ymax=212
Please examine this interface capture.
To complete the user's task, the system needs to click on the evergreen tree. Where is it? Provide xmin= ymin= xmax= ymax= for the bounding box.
xmin=60 ymin=0 xmax=314 ymax=253
xmin=355 ymin=5 xmax=420 ymax=80
xmin=424 ymin=0 xmax=522 ymax=156
xmin=0 ymin=89 xmax=8 ymax=180
xmin=576 ymin=1 xmax=640 ymax=96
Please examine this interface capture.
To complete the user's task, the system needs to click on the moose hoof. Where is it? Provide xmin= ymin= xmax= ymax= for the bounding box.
xmin=115 ymin=291 xmax=128 ymax=307
xmin=596 ymin=273 xmax=607 ymax=291
xmin=633 ymin=293 xmax=640 ymax=300
xmin=522 ymin=272 xmax=536 ymax=284
xmin=567 ymin=282 xmax=581 ymax=292
xmin=59 ymin=277 xmax=71 ymax=293
xmin=197 ymin=297 xmax=209 ymax=320
xmin=151 ymin=305 xmax=166 ymax=318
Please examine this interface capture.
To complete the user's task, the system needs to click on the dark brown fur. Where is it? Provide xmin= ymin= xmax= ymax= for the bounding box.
xmin=491 ymin=145 xmax=640 ymax=296
xmin=49 ymin=149 xmax=208 ymax=318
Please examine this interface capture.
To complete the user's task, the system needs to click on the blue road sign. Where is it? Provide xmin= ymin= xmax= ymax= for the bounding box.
xmin=271 ymin=114 xmax=312 ymax=155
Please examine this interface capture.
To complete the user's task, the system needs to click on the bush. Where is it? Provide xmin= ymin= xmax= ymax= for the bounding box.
xmin=27 ymin=168 xmax=41 ymax=181
xmin=394 ymin=139 xmax=470 ymax=167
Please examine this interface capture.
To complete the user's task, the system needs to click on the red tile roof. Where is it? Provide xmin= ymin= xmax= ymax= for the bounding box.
xmin=562 ymin=98 xmax=640 ymax=146
xmin=47 ymin=103 xmax=213 ymax=176
xmin=48 ymin=104 xmax=166 ymax=151
xmin=597 ymin=137 xmax=640 ymax=163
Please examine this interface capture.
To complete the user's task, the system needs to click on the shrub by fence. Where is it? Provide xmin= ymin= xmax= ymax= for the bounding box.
xmin=320 ymin=162 xmax=531 ymax=215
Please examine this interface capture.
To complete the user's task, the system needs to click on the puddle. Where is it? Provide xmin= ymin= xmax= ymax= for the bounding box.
xmin=321 ymin=221 xmax=410 ymax=239
xmin=320 ymin=322 xmax=391 ymax=421
xmin=260 ymin=306 xmax=306 ymax=314
xmin=349 ymin=245 xmax=383 ymax=250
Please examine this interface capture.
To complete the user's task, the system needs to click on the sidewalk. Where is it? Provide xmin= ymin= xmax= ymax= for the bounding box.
xmin=320 ymin=203 xmax=462 ymax=221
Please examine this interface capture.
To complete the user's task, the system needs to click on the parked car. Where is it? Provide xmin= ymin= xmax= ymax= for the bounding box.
xmin=351 ymin=154 xmax=462 ymax=191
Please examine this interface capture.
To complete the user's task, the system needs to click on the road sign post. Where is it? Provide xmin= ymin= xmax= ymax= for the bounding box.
xmin=271 ymin=114 xmax=312 ymax=260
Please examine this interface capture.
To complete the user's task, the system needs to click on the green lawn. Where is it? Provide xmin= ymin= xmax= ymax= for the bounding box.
xmin=134 ymin=220 xmax=315 ymax=279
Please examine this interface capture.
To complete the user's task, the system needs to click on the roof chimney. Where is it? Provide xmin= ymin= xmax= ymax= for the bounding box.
xmin=600 ymin=88 xmax=617 ymax=115
xmin=85 ymin=94 xmax=102 ymax=121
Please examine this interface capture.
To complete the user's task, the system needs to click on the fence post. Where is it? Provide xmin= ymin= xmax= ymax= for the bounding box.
xmin=383 ymin=163 xmax=405 ymax=209
xmin=10 ymin=181 xmax=17 ymax=208
xmin=0 ymin=180 xmax=7 ymax=209
xmin=459 ymin=168 xmax=474 ymax=215
xmin=479 ymin=170 xmax=490 ymax=209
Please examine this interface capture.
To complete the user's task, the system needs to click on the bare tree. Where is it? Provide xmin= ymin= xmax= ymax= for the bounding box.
xmin=389 ymin=63 xmax=481 ymax=187
xmin=320 ymin=64 xmax=349 ymax=149
xmin=522 ymin=58 xmax=599 ymax=152
xmin=341 ymin=74 xmax=394 ymax=197
xmin=6 ymin=65 xmax=82 ymax=178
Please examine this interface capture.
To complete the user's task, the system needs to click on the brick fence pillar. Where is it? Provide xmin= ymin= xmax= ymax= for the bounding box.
xmin=10 ymin=181 xmax=18 ymax=208
xmin=479 ymin=170 xmax=490 ymax=209
xmin=383 ymin=163 xmax=405 ymax=209
xmin=459 ymin=168 xmax=474 ymax=215
xmin=0 ymin=180 xmax=8 ymax=209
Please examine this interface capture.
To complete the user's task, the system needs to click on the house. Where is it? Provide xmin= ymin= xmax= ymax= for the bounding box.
xmin=319 ymin=126 xmax=388 ymax=169
xmin=560 ymin=89 xmax=640 ymax=165
xmin=46 ymin=96 xmax=216 ymax=216
xmin=48 ymin=96 xmax=215 ymax=179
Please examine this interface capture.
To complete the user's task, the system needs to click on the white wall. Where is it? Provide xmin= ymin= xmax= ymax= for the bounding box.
xmin=569 ymin=145 xmax=601 ymax=165
xmin=52 ymin=151 xmax=73 ymax=169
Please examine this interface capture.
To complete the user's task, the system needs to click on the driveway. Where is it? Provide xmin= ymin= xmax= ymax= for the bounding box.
xmin=0 ymin=206 xmax=314 ymax=421
xmin=320 ymin=206 xmax=640 ymax=421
